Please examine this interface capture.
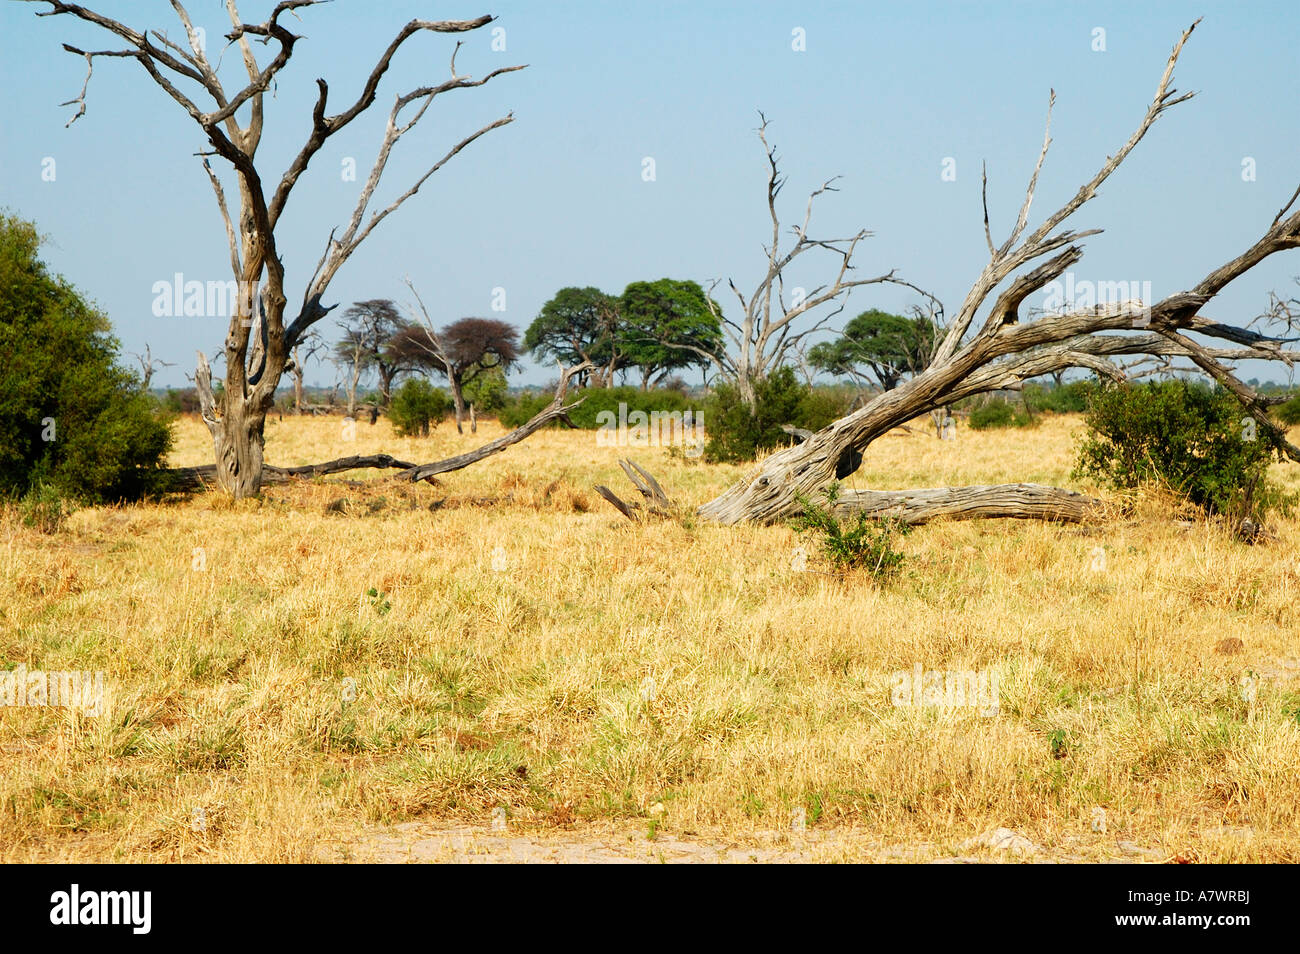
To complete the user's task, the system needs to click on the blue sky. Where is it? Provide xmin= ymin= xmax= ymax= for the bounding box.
xmin=2 ymin=1 xmax=1298 ymax=388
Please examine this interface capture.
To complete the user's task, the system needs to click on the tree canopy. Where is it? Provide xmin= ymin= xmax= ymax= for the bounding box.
xmin=807 ymin=309 xmax=938 ymax=391
xmin=525 ymin=280 xmax=722 ymax=387
xmin=619 ymin=278 xmax=724 ymax=387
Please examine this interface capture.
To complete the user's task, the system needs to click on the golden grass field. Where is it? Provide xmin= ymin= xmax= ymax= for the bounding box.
xmin=3 ymin=411 xmax=1300 ymax=862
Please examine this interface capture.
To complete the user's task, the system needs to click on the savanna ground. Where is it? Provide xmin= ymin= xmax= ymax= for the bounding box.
xmin=3 ymin=411 xmax=1299 ymax=863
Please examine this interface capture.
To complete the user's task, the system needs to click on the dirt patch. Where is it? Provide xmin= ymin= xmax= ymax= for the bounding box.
xmin=318 ymin=822 xmax=1167 ymax=864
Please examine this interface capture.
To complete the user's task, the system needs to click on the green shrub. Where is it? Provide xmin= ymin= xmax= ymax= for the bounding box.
xmin=498 ymin=391 xmax=551 ymax=428
xmin=703 ymin=367 xmax=850 ymax=463
xmin=1074 ymin=380 xmax=1291 ymax=521
xmin=18 ymin=483 xmax=73 ymax=533
xmin=1275 ymin=393 xmax=1300 ymax=426
xmin=0 ymin=214 xmax=174 ymax=503
xmin=387 ymin=378 xmax=450 ymax=437
xmin=160 ymin=388 xmax=201 ymax=415
xmin=968 ymin=398 xmax=1034 ymax=430
xmin=463 ymin=365 xmax=509 ymax=413
xmin=791 ymin=485 xmax=911 ymax=577
xmin=1024 ymin=379 xmax=1095 ymax=414
xmin=795 ymin=385 xmax=855 ymax=432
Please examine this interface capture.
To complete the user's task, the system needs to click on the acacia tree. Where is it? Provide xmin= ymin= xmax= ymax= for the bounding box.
xmin=336 ymin=299 xmax=411 ymax=406
xmin=608 ymin=22 xmax=1300 ymax=526
xmin=524 ymin=286 xmax=624 ymax=387
xmin=389 ymin=302 xmax=519 ymax=433
xmin=331 ymin=326 xmax=370 ymax=417
xmin=807 ymin=309 xmax=939 ymax=392
xmin=25 ymin=1 xmax=523 ymax=497
xmin=619 ymin=278 xmax=723 ymax=389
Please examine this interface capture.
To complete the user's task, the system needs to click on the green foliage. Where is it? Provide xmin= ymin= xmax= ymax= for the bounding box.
xmin=0 ymin=213 xmax=174 ymax=502
xmin=365 ymin=588 xmax=392 ymax=616
xmin=796 ymin=385 xmax=856 ymax=431
xmin=618 ymin=278 xmax=722 ymax=385
xmin=526 ymin=281 xmax=722 ymax=387
xmin=160 ymin=388 xmax=201 ymax=415
xmin=702 ymin=367 xmax=852 ymax=463
xmin=462 ymin=363 xmax=509 ymax=412
xmin=807 ymin=309 xmax=937 ymax=391
xmin=791 ymin=485 xmax=911 ymax=577
xmin=498 ymin=386 xmax=696 ymax=430
xmin=1074 ymin=380 xmax=1291 ymax=520
xmin=1275 ymin=393 xmax=1300 ymax=426
xmin=703 ymin=367 xmax=802 ymax=463
xmin=968 ymin=398 xmax=1034 ymax=430
xmin=1024 ymin=379 xmax=1095 ymax=414
xmin=18 ymin=483 xmax=72 ymax=533
xmin=387 ymin=378 xmax=450 ymax=437
xmin=524 ymin=286 xmax=620 ymax=369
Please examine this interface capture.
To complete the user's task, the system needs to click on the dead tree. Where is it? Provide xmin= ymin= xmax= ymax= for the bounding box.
xmin=685 ymin=113 xmax=934 ymax=409
xmin=287 ymin=329 xmax=325 ymax=414
xmin=25 ymin=1 xmax=523 ymax=497
xmin=129 ymin=344 xmax=174 ymax=390
xmin=614 ymin=21 xmax=1300 ymax=526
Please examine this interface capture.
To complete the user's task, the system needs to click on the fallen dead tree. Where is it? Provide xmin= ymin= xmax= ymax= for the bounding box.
xmin=829 ymin=484 xmax=1100 ymax=525
xmin=169 ymin=362 xmax=590 ymax=492
xmin=596 ymin=459 xmax=1100 ymax=526
xmin=602 ymin=21 xmax=1300 ymax=527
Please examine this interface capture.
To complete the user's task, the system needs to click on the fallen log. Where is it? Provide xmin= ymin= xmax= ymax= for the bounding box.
xmin=168 ymin=454 xmax=418 ymax=491
xmin=594 ymin=460 xmax=1101 ymax=526
xmin=829 ymin=483 xmax=1101 ymax=525
xmin=166 ymin=361 xmax=592 ymax=493
xmin=400 ymin=360 xmax=591 ymax=482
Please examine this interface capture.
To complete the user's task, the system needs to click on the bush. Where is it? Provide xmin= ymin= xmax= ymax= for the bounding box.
xmin=1074 ymin=379 xmax=1291 ymax=521
xmin=791 ymin=485 xmax=911 ymax=577
xmin=0 ymin=214 xmax=174 ymax=503
xmin=968 ymin=398 xmax=1034 ymax=430
xmin=18 ymin=483 xmax=72 ymax=533
xmin=463 ymin=364 xmax=509 ymax=413
xmin=796 ymin=385 xmax=855 ymax=431
xmin=388 ymin=378 xmax=450 ymax=437
xmin=160 ymin=388 xmax=201 ymax=415
xmin=703 ymin=367 xmax=851 ymax=463
xmin=1275 ymin=393 xmax=1300 ymax=426
xmin=1024 ymin=379 xmax=1095 ymax=414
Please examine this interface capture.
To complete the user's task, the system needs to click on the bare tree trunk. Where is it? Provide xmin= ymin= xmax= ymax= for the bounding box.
xmin=292 ymin=345 xmax=305 ymax=414
xmin=470 ymin=402 xmax=477 ymax=434
xmin=196 ymin=351 xmax=271 ymax=497
xmin=450 ymin=377 xmax=466 ymax=434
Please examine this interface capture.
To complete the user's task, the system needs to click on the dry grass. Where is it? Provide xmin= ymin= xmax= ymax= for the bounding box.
xmin=3 ymin=412 xmax=1300 ymax=862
